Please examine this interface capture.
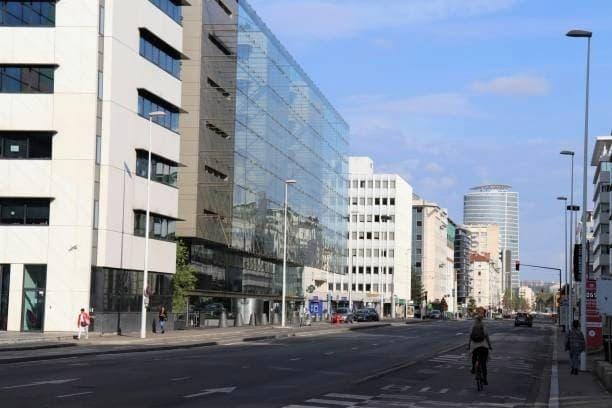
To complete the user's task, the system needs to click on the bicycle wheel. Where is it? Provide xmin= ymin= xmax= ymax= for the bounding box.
xmin=475 ymin=364 xmax=483 ymax=391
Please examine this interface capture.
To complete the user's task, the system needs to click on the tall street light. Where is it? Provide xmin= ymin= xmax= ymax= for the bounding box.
xmin=281 ymin=179 xmax=297 ymax=328
xmin=557 ymin=196 xmax=568 ymax=331
xmin=566 ymin=28 xmax=592 ymax=371
xmin=140 ymin=111 xmax=166 ymax=339
xmin=561 ymin=150 xmax=576 ymax=326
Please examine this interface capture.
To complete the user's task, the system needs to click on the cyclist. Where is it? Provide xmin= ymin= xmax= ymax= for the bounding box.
xmin=468 ymin=313 xmax=492 ymax=385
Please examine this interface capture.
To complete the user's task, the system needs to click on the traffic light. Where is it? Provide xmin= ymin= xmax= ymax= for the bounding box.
xmin=515 ymin=261 xmax=520 ymax=271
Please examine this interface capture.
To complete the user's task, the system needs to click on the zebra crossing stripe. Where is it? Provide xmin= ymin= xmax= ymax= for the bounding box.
xmin=305 ymin=399 xmax=357 ymax=406
xmin=324 ymin=393 xmax=373 ymax=400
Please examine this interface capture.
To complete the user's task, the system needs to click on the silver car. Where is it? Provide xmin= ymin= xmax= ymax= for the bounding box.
xmin=333 ymin=307 xmax=354 ymax=323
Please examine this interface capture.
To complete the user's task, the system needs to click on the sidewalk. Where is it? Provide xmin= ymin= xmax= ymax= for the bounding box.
xmin=551 ymin=327 xmax=612 ymax=407
xmin=0 ymin=320 xmax=421 ymax=364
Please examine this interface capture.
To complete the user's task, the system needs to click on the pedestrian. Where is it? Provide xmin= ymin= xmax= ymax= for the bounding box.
xmin=566 ymin=319 xmax=586 ymax=375
xmin=76 ymin=308 xmax=90 ymax=340
xmin=158 ymin=306 xmax=168 ymax=334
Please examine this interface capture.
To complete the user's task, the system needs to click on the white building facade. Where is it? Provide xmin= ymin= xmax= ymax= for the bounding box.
xmin=467 ymin=224 xmax=502 ymax=310
xmin=327 ymin=157 xmax=412 ymax=318
xmin=0 ymin=0 xmax=186 ymax=332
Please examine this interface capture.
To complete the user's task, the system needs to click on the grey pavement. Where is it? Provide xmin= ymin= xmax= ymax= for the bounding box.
xmin=553 ymin=327 xmax=612 ymax=407
xmin=0 ymin=319 xmax=555 ymax=408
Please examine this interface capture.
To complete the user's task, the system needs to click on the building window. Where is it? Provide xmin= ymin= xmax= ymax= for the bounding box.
xmin=381 ymin=232 xmax=387 ymax=240
xmin=417 ymin=221 xmax=422 ymax=226
xmin=366 ymin=249 xmax=371 ymax=257
xmin=367 ymin=197 xmax=373 ymax=205
xmin=0 ymin=65 xmax=54 ymax=93
xmin=416 ymin=249 xmax=422 ymax=255
xmin=328 ymin=283 xmax=333 ymax=291
xmin=416 ymin=208 xmax=422 ymax=213
xmin=140 ymin=29 xmax=182 ymax=79
xmin=373 ymin=266 xmax=379 ymax=274
xmin=358 ymin=266 xmax=364 ymax=274
xmin=389 ymin=267 xmax=394 ymax=274
xmin=213 ymin=0 xmax=232 ymax=16
xmin=352 ymin=180 xmax=358 ymax=188
xmin=366 ymin=232 xmax=372 ymax=240
xmin=335 ymin=283 xmax=341 ymax=291
xmin=204 ymin=165 xmax=228 ymax=181
xmin=382 ymin=181 xmax=388 ymax=188
xmin=366 ymin=266 xmax=371 ymax=274
xmin=374 ymin=215 xmax=380 ymax=222
xmin=359 ymin=232 xmax=364 ymax=240
xmin=352 ymin=266 xmax=356 ymax=274
xmin=415 ymin=262 xmax=421 ymax=267
xmin=382 ymin=198 xmax=388 ymax=205
xmin=359 ymin=197 xmax=365 ymax=206
xmin=351 ymin=214 xmax=357 ymax=223
xmin=375 ymin=180 xmax=381 ymax=188
xmin=373 ymin=249 xmax=379 ymax=257
xmin=351 ymin=197 xmax=357 ymax=205
xmin=365 ymin=284 xmax=371 ymax=292
xmin=206 ymin=121 xmax=230 ymax=139
xmin=0 ymin=198 xmax=50 ymax=225
xmin=343 ymin=283 xmax=348 ymax=291
xmin=0 ymin=132 xmax=52 ymax=159
xmin=137 ymin=90 xmax=180 ymax=132
xmin=375 ymin=198 xmax=380 ymax=205
xmin=351 ymin=231 xmax=357 ymax=240
xmin=416 ymin=234 xmax=422 ymax=241
xmin=135 ymin=150 xmax=178 ymax=187
xmin=207 ymin=77 xmax=230 ymax=98
xmin=0 ymin=1 xmax=55 ymax=26
xmin=389 ymin=232 xmax=395 ymax=241
xmin=149 ymin=0 xmax=182 ymax=24
xmin=359 ymin=180 xmax=365 ymax=188
xmin=390 ymin=181 xmax=396 ymax=189
xmin=358 ymin=284 xmax=363 ymax=291
xmin=367 ymin=180 xmax=373 ymax=188
xmin=390 ymin=198 xmax=395 ymax=205
xmin=209 ymin=33 xmax=232 ymax=56
xmin=388 ymin=250 xmax=394 ymax=258
xmin=352 ymin=284 xmax=356 ymax=291
xmin=366 ymin=215 xmax=372 ymax=222
xmin=133 ymin=211 xmax=176 ymax=241
xmin=351 ymin=249 xmax=357 ymax=256
xmin=358 ymin=249 xmax=364 ymax=257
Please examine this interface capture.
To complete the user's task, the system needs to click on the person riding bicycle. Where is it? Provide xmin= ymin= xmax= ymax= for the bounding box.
xmin=468 ymin=314 xmax=492 ymax=385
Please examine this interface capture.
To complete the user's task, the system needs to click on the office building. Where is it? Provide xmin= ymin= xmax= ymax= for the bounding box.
xmin=454 ymin=224 xmax=473 ymax=308
xmin=466 ymin=224 xmax=502 ymax=309
xmin=590 ymin=137 xmax=612 ymax=278
xmin=326 ymin=157 xmax=412 ymax=318
xmin=178 ymin=0 xmax=349 ymax=322
xmin=464 ymin=185 xmax=520 ymax=292
xmin=412 ymin=198 xmax=455 ymax=313
xmin=0 ymin=0 xmax=186 ymax=332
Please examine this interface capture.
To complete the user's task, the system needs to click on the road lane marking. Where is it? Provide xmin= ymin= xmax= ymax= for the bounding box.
xmin=549 ymin=327 xmax=559 ymax=408
xmin=324 ymin=351 xmax=335 ymax=355
xmin=419 ymin=387 xmax=430 ymax=392
xmin=56 ymin=391 xmax=93 ymax=399
xmin=283 ymin=405 xmax=328 ymax=408
xmin=439 ymin=388 xmax=449 ymax=393
xmin=290 ymin=357 xmax=301 ymax=361
xmin=306 ymin=399 xmax=355 ymax=406
xmin=2 ymin=378 xmax=79 ymax=390
xmin=324 ymin=393 xmax=372 ymax=400
xmin=171 ymin=377 xmax=191 ymax=381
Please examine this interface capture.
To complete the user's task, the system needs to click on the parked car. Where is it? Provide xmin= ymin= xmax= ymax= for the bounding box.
xmin=493 ymin=313 xmax=503 ymax=320
xmin=354 ymin=308 xmax=379 ymax=322
xmin=514 ymin=312 xmax=533 ymax=327
xmin=429 ymin=310 xmax=442 ymax=319
xmin=333 ymin=308 xmax=354 ymax=323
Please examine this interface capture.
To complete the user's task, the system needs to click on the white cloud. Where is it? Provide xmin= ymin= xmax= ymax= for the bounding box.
xmin=249 ymin=0 xmax=520 ymax=40
xmin=425 ymin=162 xmax=444 ymax=173
xmin=470 ymin=74 xmax=551 ymax=96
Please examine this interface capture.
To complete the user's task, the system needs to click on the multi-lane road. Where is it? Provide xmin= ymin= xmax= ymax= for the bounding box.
xmin=0 ymin=320 xmax=554 ymax=407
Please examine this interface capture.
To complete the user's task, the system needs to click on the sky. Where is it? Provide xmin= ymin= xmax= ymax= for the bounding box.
xmin=249 ymin=0 xmax=612 ymax=282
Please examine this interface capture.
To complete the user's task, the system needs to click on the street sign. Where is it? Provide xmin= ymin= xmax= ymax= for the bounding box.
xmin=587 ymin=279 xmax=603 ymax=349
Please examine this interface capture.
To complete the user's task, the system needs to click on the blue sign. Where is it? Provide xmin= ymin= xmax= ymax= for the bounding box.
xmin=309 ymin=301 xmax=321 ymax=315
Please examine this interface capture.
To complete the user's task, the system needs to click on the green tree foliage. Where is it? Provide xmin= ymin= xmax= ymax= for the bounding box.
xmin=467 ymin=297 xmax=477 ymax=316
xmin=411 ymin=274 xmax=425 ymax=304
xmin=172 ymin=240 xmax=197 ymax=313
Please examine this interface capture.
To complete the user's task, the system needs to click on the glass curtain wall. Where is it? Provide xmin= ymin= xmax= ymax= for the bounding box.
xmin=0 ymin=264 xmax=9 ymax=331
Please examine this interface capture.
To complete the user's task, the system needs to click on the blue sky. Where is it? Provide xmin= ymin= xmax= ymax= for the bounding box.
xmin=249 ymin=0 xmax=612 ymax=281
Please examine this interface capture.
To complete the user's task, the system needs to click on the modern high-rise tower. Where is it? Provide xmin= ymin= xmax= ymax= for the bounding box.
xmin=464 ymin=185 xmax=520 ymax=292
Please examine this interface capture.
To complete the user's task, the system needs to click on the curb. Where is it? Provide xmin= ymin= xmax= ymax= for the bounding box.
xmin=0 ymin=343 xmax=76 ymax=353
xmin=349 ymin=323 xmax=391 ymax=331
xmin=0 ymin=324 xmax=392 ymax=364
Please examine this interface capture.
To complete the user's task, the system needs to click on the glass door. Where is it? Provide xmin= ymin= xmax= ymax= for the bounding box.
xmin=0 ymin=265 xmax=9 ymax=331
xmin=21 ymin=265 xmax=46 ymax=332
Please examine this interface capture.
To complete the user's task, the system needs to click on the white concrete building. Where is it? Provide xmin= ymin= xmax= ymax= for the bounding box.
xmin=591 ymin=137 xmax=612 ymax=279
xmin=467 ymin=224 xmax=502 ymax=310
xmin=327 ymin=157 xmax=412 ymax=318
xmin=519 ymin=286 xmax=535 ymax=311
xmin=0 ymin=0 xmax=186 ymax=332
xmin=412 ymin=198 xmax=456 ymax=313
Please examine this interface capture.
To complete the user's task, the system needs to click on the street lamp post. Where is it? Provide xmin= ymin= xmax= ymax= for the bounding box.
xmin=561 ymin=150 xmax=576 ymax=325
xmin=566 ymin=28 xmax=592 ymax=371
xmin=557 ymin=196 xmax=568 ymax=331
xmin=281 ymin=179 xmax=297 ymax=328
xmin=140 ymin=111 xmax=166 ymax=339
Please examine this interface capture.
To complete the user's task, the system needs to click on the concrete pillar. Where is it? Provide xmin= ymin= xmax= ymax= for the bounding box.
xmin=249 ymin=313 xmax=256 ymax=326
xmin=272 ymin=312 xmax=280 ymax=325
xmin=218 ymin=311 xmax=227 ymax=328
xmin=234 ymin=311 xmax=243 ymax=327
xmin=7 ymin=264 xmax=24 ymax=332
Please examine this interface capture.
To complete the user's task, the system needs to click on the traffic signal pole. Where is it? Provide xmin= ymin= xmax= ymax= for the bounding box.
xmin=519 ymin=263 xmax=563 ymax=327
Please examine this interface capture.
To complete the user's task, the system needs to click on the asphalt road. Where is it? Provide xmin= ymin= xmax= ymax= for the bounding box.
xmin=0 ymin=319 xmax=554 ymax=407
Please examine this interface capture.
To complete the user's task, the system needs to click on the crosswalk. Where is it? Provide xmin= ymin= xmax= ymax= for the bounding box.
xmin=429 ymin=353 xmax=532 ymax=373
xmin=282 ymin=391 xmax=525 ymax=408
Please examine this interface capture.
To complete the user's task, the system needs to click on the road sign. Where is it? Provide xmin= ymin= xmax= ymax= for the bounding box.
xmin=586 ymin=279 xmax=603 ymax=349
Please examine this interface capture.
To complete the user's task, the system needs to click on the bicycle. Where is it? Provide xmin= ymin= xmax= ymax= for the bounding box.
xmin=475 ymin=358 xmax=484 ymax=391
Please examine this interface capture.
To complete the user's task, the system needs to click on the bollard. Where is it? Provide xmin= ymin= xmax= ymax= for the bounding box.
xmin=218 ymin=311 xmax=228 ymax=328
xmin=234 ymin=312 xmax=243 ymax=327
xmin=249 ymin=313 xmax=256 ymax=326
xmin=260 ymin=313 xmax=268 ymax=326
xmin=272 ymin=312 xmax=280 ymax=326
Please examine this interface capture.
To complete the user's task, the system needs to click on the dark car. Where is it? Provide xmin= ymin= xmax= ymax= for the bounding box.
xmin=354 ymin=308 xmax=379 ymax=322
xmin=515 ymin=312 xmax=533 ymax=327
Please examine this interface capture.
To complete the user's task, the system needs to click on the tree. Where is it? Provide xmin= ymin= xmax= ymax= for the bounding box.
xmin=467 ymin=297 xmax=477 ymax=316
xmin=411 ymin=274 xmax=425 ymax=304
xmin=172 ymin=240 xmax=197 ymax=313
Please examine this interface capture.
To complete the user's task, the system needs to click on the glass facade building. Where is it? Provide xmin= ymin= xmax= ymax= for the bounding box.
xmin=464 ymin=185 xmax=520 ymax=291
xmin=178 ymin=0 xmax=349 ymax=319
